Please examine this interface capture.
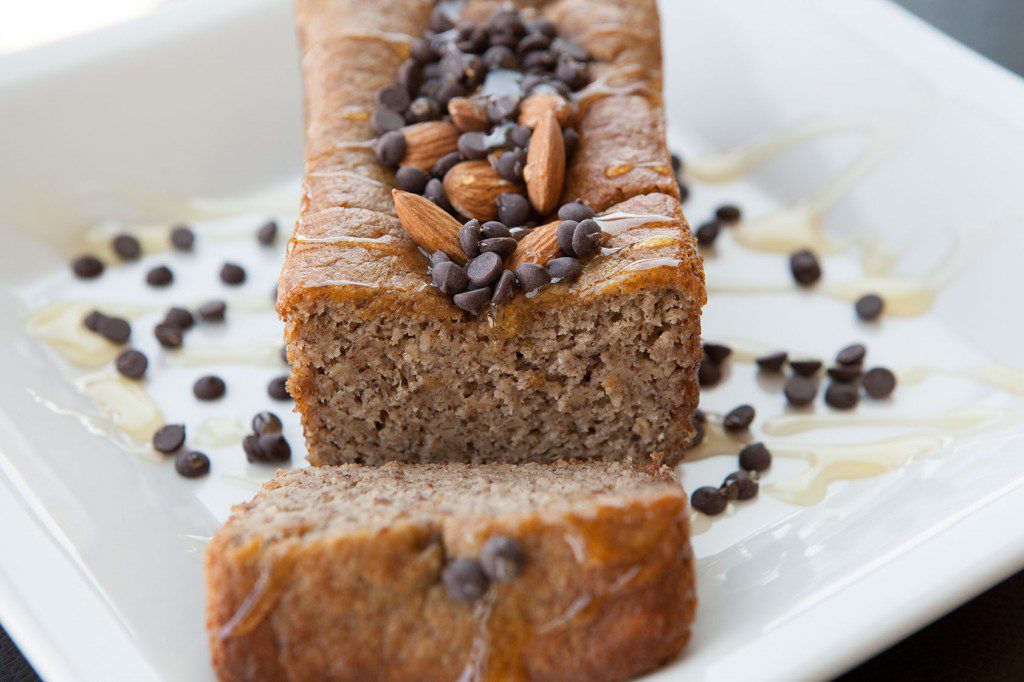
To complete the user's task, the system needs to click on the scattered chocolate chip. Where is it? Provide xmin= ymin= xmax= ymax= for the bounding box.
xmin=457 ymin=131 xmax=489 ymax=160
xmin=509 ymin=123 xmax=532 ymax=148
xmin=97 ymin=317 xmax=131 ymax=344
xmin=694 ymin=221 xmax=721 ymax=247
xmin=170 ymin=225 xmax=194 ymax=252
xmin=220 ymin=262 xmax=246 ymax=286
xmin=410 ymin=37 xmax=435 ymax=64
xmin=552 ymin=37 xmax=590 ymax=62
xmin=558 ymin=200 xmax=595 ymax=222
xmin=678 ymin=182 xmax=690 ymax=203
xmin=483 ymin=44 xmax=518 ymax=69
xmin=790 ymin=359 xmax=823 ymax=377
xmin=83 ymin=309 xmax=107 ymax=332
xmin=193 ymin=375 xmax=226 ymax=401
xmin=756 ymin=351 xmax=788 ymax=373
xmin=715 ymin=205 xmax=742 ymax=224
xmin=690 ymin=417 xmax=705 ymax=448
xmin=515 ymin=263 xmax=550 ymax=292
xmin=152 ymin=424 xmax=185 ymax=453
xmin=154 ymin=323 xmax=184 ymax=349
xmin=497 ymin=193 xmax=530 ymax=226
xmin=480 ymin=221 xmax=512 ymax=239
xmin=466 ymin=252 xmax=504 ymax=287
xmin=429 ymin=7 xmax=453 ymax=33
xmin=432 ymin=261 xmax=469 ymax=295
xmin=429 ymin=252 xmax=451 ymax=268
xmin=377 ymin=84 xmax=410 ymax=112
xmin=495 ymin=148 xmax=526 ymax=183
xmin=836 ymin=343 xmax=867 ymax=366
xmin=739 ymin=442 xmax=772 ymax=472
xmin=562 ymin=127 xmax=579 ymax=157
xmin=280 ymin=345 xmax=288 ymax=364
xmin=72 ymin=255 xmax=104 ymax=279
xmin=257 ymin=221 xmax=278 ymax=246
xmin=827 ymin=365 xmax=861 ymax=382
xmin=431 ymin=151 xmax=462 ymax=178
xmin=671 ymin=153 xmax=683 ymax=173
xmin=397 ymin=58 xmax=422 ymax=96
xmin=252 ymin=411 xmax=282 ymax=435
xmin=115 ymin=349 xmax=148 ymax=379
xmin=703 ymin=343 xmax=732 ymax=364
xmin=555 ymin=58 xmax=588 ymax=89
xmin=453 ymin=287 xmax=492 ymax=315
xmin=790 ymin=250 xmax=822 ymax=286
xmin=517 ymin=32 xmax=551 ymax=54
xmin=855 ymin=293 xmax=884 ymax=322
xmin=198 ymin=300 xmax=226 ymax=322
xmin=175 ymin=451 xmax=210 ymax=478
xmin=242 ymin=435 xmax=264 ymax=463
xmin=491 ymin=270 xmax=518 ymax=305
xmin=546 ymin=256 xmax=580 ymax=281
xmin=556 ymin=220 xmax=578 ymax=257
xmin=480 ymin=535 xmax=525 ymax=583
xmin=406 ymin=96 xmax=440 ymax=124
xmin=164 ymin=307 xmax=194 ymax=330
xmin=571 ymin=219 xmax=601 ymax=257
xmin=723 ymin=404 xmax=756 ymax=431
xmin=691 ymin=486 xmax=727 ymax=515
xmin=375 ymin=130 xmax=407 ymax=166
xmin=479 ymin=237 xmax=517 ymax=259
xmin=396 ymin=166 xmax=430 ymax=194
xmin=486 ymin=94 xmax=520 ymax=124
xmin=257 ymin=433 xmax=292 ymax=462
xmin=825 ymin=382 xmax=859 ymax=410
xmin=863 ymin=367 xmax=897 ymax=399
xmin=784 ymin=375 xmax=817 ymax=406
xmin=723 ymin=470 xmax=758 ymax=500
xmin=145 ymin=265 xmax=174 ymax=287
xmin=268 ymin=376 xmax=291 ymax=401
xmin=112 ymin=234 xmax=142 ymax=261
xmin=443 ymin=557 xmax=490 ymax=603
xmin=698 ymin=355 xmax=722 ymax=386
xmin=423 ymin=178 xmax=451 ymax=211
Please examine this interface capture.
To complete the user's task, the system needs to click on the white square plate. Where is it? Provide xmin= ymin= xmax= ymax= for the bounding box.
xmin=2 ymin=0 xmax=1024 ymax=680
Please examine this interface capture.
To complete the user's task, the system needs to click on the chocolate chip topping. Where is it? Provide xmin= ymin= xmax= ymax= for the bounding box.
xmin=697 ymin=356 xmax=722 ymax=387
xmin=83 ymin=309 xmax=106 ymax=332
xmin=423 ymin=178 xmax=451 ymax=211
xmin=432 ymin=261 xmax=470 ymax=295
xmin=558 ymin=199 xmax=595 ymax=222
xmin=453 ymin=287 xmax=492 ymax=315
xmin=496 ymin=193 xmax=530 ymax=226
xmin=546 ymin=257 xmax=581 ymax=281
xmin=443 ymin=557 xmax=490 ymax=603
xmin=377 ymin=84 xmax=410 ymax=112
xmin=556 ymin=220 xmax=578 ymax=256
xmin=220 ymin=262 xmax=246 ymax=286
xmin=723 ymin=404 xmax=756 ymax=431
xmin=251 ymin=411 xmax=282 ymax=436
xmin=827 ymin=365 xmax=861 ymax=382
xmin=480 ymin=536 xmax=525 ymax=583
xmin=491 ymin=270 xmax=518 ymax=305
xmin=723 ymin=470 xmax=758 ymax=500
xmin=480 ymin=221 xmax=512 ymax=239
xmin=825 ymin=381 xmax=859 ymax=410
xmin=164 ymin=306 xmax=194 ymax=330
xmin=479 ymin=237 xmax=517 ymax=258
xmin=375 ymin=130 xmax=407 ymax=166
xmin=515 ymin=263 xmax=550 ymax=292
xmin=257 ymin=221 xmax=278 ymax=246
xmin=494 ymin=148 xmax=526 ymax=183
xmin=571 ymin=219 xmax=601 ymax=258
xmin=694 ymin=221 xmax=721 ymax=247
xmin=790 ymin=359 xmax=823 ymax=377
xmin=855 ymin=293 xmax=884 ymax=321
xmin=715 ymin=204 xmax=742 ymax=224
xmin=257 ymin=433 xmax=292 ymax=462
xmin=97 ymin=316 xmax=131 ymax=344
xmin=242 ymin=435 xmax=264 ymax=463
xmin=466 ymin=252 xmax=504 ymax=287
xmin=154 ymin=323 xmax=184 ymax=349
xmin=460 ymin=219 xmax=482 ymax=258
xmin=372 ymin=106 xmax=405 ymax=135
xmin=175 ymin=451 xmax=210 ymax=478
xmin=396 ymin=166 xmax=430 ymax=194
xmin=691 ymin=486 xmax=727 ymax=516
xmin=703 ymin=343 xmax=732 ymax=364
xmin=790 ymin=249 xmax=822 ymax=286
xmin=193 ymin=375 xmax=226 ymax=401
xmin=146 ymin=265 xmax=174 ymax=287
xmin=170 ymin=225 xmax=195 ymax=252
xmin=863 ymin=367 xmax=897 ymax=398
xmin=784 ymin=375 xmax=817 ymax=406
xmin=836 ymin=343 xmax=867 ymax=366
xmin=112 ymin=234 xmax=142 ymax=261
xmin=756 ymin=351 xmax=788 ymax=373
xmin=431 ymin=151 xmax=462 ymax=179
xmin=739 ymin=442 xmax=772 ymax=472
xmin=198 ymin=300 xmax=226 ymax=322
xmin=268 ymin=376 xmax=291 ymax=401
xmin=457 ymin=131 xmax=489 ymax=160
xmin=115 ymin=349 xmax=148 ymax=379
xmin=152 ymin=424 xmax=186 ymax=453
xmin=72 ymin=255 xmax=104 ymax=279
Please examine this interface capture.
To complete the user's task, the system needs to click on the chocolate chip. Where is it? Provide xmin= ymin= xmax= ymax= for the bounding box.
xmin=558 ymin=200 xmax=595 ymax=222
xmin=555 ymin=58 xmax=588 ymax=89
xmin=497 ymin=193 xmax=530 ymax=226
xmin=268 ymin=376 xmax=291 ymax=401
xmin=252 ymin=411 xmax=282 ymax=435
xmin=443 ymin=557 xmax=490 ymax=603
xmin=453 ymin=287 xmax=492 ymax=315
xmin=97 ymin=317 xmax=131 ymax=344
xmin=220 ymin=262 xmax=246 ymax=286
xmin=193 ymin=375 xmax=226 ymax=401
xmin=690 ymin=418 xmax=705 ymax=448
xmin=671 ymin=153 xmax=683 ymax=173
xmin=723 ymin=470 xmax=758 ymax=500
xmin=863 ymin=367 xmax=897 ymax=399
xmin=411 ymin=37 xmax=435 ymax=64
xmin=115 ymin=349 xmax=148 ymax=379
xmin=72 ymin=255 xmax=104 ymax=279
xmin=198 ymin=300 xmax=226 ymax=322
xmin=556 ymin=220 xmax=578 ymax=256
xmin=280 ymin=345 xmax=288 ymax=364
xmin=83 ymin=310 xmax=106 ymax=331
xmin=396 ymin=166 xmax=430 ymax=194
xmin=694 ymin=409 xmax=707 ymax=424
xmin=517 ymin=32 xmax=551 ymax=54
xmin=429 ymin=7 xmax=453 ymax=32
xmin=827 ymin=365 xmax=861 ymax=382
xmin=175 ymin=451 xmax=210 ymax=478
xmin=526 ymin=18 xmax=556 ymax=37
xmin=479 ymin=237 xmax=517 ymax=259
xmin=397 ymin=58 xmax=422 ymax=96
xmin=377 ymin=84 xmax=410 ymax=112
xmin=152 ymin=424 xmax=185 ymax=453
xmin=678 ymin=182 xmax=690 ymax=203
xmin=375 ymin=130 xmax=407 ymax=166
xmin=482 ymin=45 xmax=518 ymax=70
xmin=553 ymin=36 xmax=591 ymax=62
xmin=257 ymin=433 xmax=291 ymax=462
xmin=723 ymin=404 xmax=756 ymax=431
xmin=515 ymin=263 xmax=550 ymax=292
xmin=466 ymin=252 xmax=503 ymax=287
xmin=460 ymin=219 xmax=482 ymax=258
xmin=491 ymin=270 xmax=518 ymax=305
xmin=112 ymin=234 xmax=142 ymax=261
xmin=436 ymin=79 xmax=468 ymax=107
xmin=825 ymin=382 xmax=859 ymax=410
xmin=571 ymin=219 xmax=601 ymax=257
xmin=703 ymin=343 xmax=732 ymax=364
xmin=694 ymin=221 xmax=720 ymax=246
xmin=490 ymin=9 xmax=526 ymax=36
xmin=423 ymin=178 xmax=451 ymax=211
xmin=480 ymin=536 xmax=525 ymax=583
xmin=562 ymin=128 xmax=579 ymax=158
xmin=431 ymin=151 xmax=463 ymax=178
xmin=429 ymin=251 xmax=451 ymax=267
xmin=855 ymin=293 xmax=885 ymax=322
xmin=406 ymin=96 xmax=441 ymax=124
xmin=784 ymin=375 xmax=817 ymax=406
xmin=164 ymin=307 xmax=194 ymax=330
xmin=691 ymin=486 xmax=727 ymax=515
xmin=170 ymin=225 xmax=194 ymax=252
xmin=836 ymin=343 xmax=867 ymax=366
xmin=756 ymin=351 xmax=788 ymax=373
xmin=715 ymin=204 xmax=742 ymax=224
xmin=242 ymin=435 xmax=264 ymax=463
xmin=486 ymin=94 xmax=520 ymax=124
xmin=522 ymin=50 xmax=555 ymax=72
xmin=790 ymin=359 xmax=822 ymax=376
xmin=510 ymin=124 xmax=532 ymax=148
xmin=257 ymin=221 xmax=278 ymax=246
xmin=739 ymin=442 xmax=772 ymax=472
xmin=458 ymin=131 xmax=489 ymax=160
xmin=698 ymin=356 xmax=722 ymax=386
xmin=790 ymin=249 xmax=822 ymax=286
xmin=154 ymin=323 xmax=184 ymax=349
xmin=546 ymin=257 xmax=580 ymax=281
xmin=146 ymin=265 xmax=174 ymax=287
xmin=495 ymin=148 xmax=526 ymax=183
xmin=480 ymin=221 xmax=512 ymax=239
xmin=432 ymin=261 xmax=469 ymax=295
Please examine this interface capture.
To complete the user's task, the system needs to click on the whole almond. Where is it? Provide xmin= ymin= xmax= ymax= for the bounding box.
xmin=508 ymin=220 xmax=561 ymax=270
xmin=448 ymin=97 xmax=490 ymax=132
xmin=518 ymin=92 xmax=577 ymax=129
xmin=523 ymin=110 xmax=565 ymax=215
xmin=442 ymin=160 xmax=522 ymax=221
xmin=400 ymin=121 xmax=460 ymax=171
xmin=392 ymin=189 xmax=466 ymax=264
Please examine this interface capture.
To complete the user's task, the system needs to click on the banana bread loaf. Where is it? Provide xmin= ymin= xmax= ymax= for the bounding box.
xmin=206 ymin=461 xmax=696 ymax=681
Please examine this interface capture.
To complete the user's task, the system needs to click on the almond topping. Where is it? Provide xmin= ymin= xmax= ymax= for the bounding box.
xmin=448 ymin=97 xmax=490 ymax=132
xmin=400 ymin=121 xmax=460 ymax=171
xmin=392 ymin=189 xmax=466 ymax=264
xmin=508 ymin=219 xmax=561 ymax=271
xmin=518 ymin=92 xmax=577 ymax=129
xmin=523 ymin=110 xmax=565 ymax=215
xmin=442 ymin=160 xmax=522 ymax=222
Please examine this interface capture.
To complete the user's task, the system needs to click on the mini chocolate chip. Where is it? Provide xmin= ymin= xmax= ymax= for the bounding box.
xmin=170 ymin=225 xmax=194 ymax=252
xmin=406 ymin=96 xmax=441 ymax=124
xmin=694 ymin=221 xmax=720 ymax=246
xmin=698 ymin=356 xmax=722 ymax=386
xmin=509 ymin=124 xmax=532 ymax=148
xmin=827 ymin=365 xmax=861 ymax=382
xmin=377 ymin=85 xmax=410 ymax=112
xmin=252 ymin=411 xmax=282 ymax=435
xmin=479 ymin=237 xmax=517 ymax=259
xmin=562 ymin=128 xmax=579 ymax=157
xmin=491 ymin=270 xmax=518 ymax=305
xmin=678 ymin=182 xmax=690 ymax=203
xmin=257 ymin=221 xmax=278 ymax=246
xmin=694 ymin=409 xmax=707 ymax=424
xmin=558 ymin=200 xmax=595 ymax=222
xmin=112 ymin=234 xmax=142 ymax=261
xmin=480 ymin=221 xmax=512 ymax=239
xmin=836 ymin=343 xmax=866 ymax=366
xmin=522 ymin=50 xmax=555 ymax=72
xmin=242 ymin=434 xmax=265 ymax=463
xmin=83 ymin=310 xmax=107 ymax=331
xmin=495 ymin=148 xmax=526 ymax=183
xmin=397 ymin=59 xmax=422 ymax=96
xmin=723 ymin=404 xmax=756 ymax=431
xmin=490 ymin=9 xmax=525 ymax=35
xmin=429 ymin=7 xmax=453 ymax=32
xmin=790 ymin=359 xmax=823 ymax=376
xmin=691 ymin=486 xmax=727 ymax=515
xmin=723 ymin=470 xmax=758 ymax=500
xmin=436 ymin=80 xmax=468 ymax=107
xmin=486 ymin=94 xmax=520 ymax=124
xmin=198 ymin=300 xmax=226 ymax=322
xmin=72 ymin=255 xmax=104 ymax=279
xmin=453 ymin=287 xmax=492 ymax=315
xmin=423 ymin=178 xmax=451 ymax=211
xmin=756 ymin=351 xmax=788 ymax=373
xmin=98 ymin=317 xmax=131 ymax=344
xmin=193 ymin=375 xmax=226 ymax=401
xmin=496 ymin=193 xmax=530 ymax=226
xmin=280 ymin=345 xmax=288 ymax=364
xmin=739 ymin=442 xmax=772 ymax=472
xmin=517 ymin=32 xmax=551 ymax=54
xmin=546 ymin=257 xmax=580 ymax=281
xmin=555 ymin=58 xmax=588 ymax=89
xmin=671 ymin=153 xmax=684 ymax=173
xmin=429 ymin=251 xmax=451 ymax=267
xmin=410 ymin=37 xmax=435 ymax=64
xmin=460 ymin=219 xmax=482 ymax=258
xmin=458 ymin=131 xmax=489 ymax=160
xmin=152 ymin=424 xmax=186 ymax=453
xmin=863 ymin=367 xmax=897 ymax=399
xmin=375 ymin=130 xmax=407 ymax=167
xmin=856 ymin=293 xmax=885 ymax=322
xmin=480 ymin=536 xmax=525 ymax=583
xmin=571 ymin=219 xmax=601 ymax=257
xmin=220 ymin=262 xmax=246 ymax=286
xmin=268 ymin=376 xmax=291 ymax=401
xmin=431 ymin=151 xmax=463 ymax=178
xmin=115 ymin=349 xmax=148 ymax=379
xmin=825 ymin=382 xmax=859 ymax=410
xmin=154 ymin=323 xmax=184 ymax=349
xmin=432 ymin=261 xmax=469 ymax=295
xmin=466 ymin=252 xmax=503 ymax=287
xmin=790 ymin=249 xmax=822 ymax=286
xmin=556 ymin=220 xmax=578 ymax=256
xmin=553 ymin=37 xmax=591 ymax=62
xmin=526 ymin=18 xmax=556 ymax=37
xmin=690 ymin=418 xmax=705 ymax=448
xmin=515 ymin=263 xmax=550 ymax=292
xmin=257 ymin=433 xmax=292 ymax=462
xmin=396 ymin=166 xmax=430 ymax=194
xmin=175 ymin=451 xmax=210 ymax=478
xmin=715 ymin=204 xmax=742 ymax=224
xmin=164 ymin=307 xmax=194 ymax=330
xmin=146 ymin=265 xmax=174 ymax=287
xmin=483 ymin=45 xmax=518 ymax=70
xmin=784 ymin=376 xmax=817 ymax=406
xmin=703 ymin=343 xmax=732 ymax=364
xmin=443 ymin=557 xmax=490 ymax=603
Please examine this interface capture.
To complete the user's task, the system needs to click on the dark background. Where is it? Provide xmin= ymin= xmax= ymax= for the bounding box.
xmin=2 ymin=0 xmax=1023 ymax=680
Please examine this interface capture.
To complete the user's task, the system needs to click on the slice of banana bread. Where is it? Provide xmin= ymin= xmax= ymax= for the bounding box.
xmin=206 ymin=461 xmax=696 ymax=681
